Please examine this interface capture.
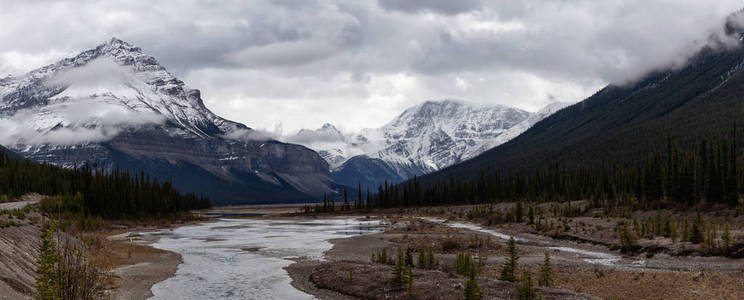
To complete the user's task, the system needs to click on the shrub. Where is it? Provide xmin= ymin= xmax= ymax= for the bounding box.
xmin=372 ymin=248 xmax=390 ymax=264
xmin=441 ymin=237 xmax=460 ymax=252
xmin=617 ymin=221 xmax=639 ymax=254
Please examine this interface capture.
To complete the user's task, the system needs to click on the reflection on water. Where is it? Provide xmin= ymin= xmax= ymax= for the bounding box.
xmin=147 ymin=218 xmax=386 ymax=300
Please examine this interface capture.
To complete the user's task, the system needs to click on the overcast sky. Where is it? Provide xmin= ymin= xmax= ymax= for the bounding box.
xmin=1 ymin=0 xmax=742 ymax=134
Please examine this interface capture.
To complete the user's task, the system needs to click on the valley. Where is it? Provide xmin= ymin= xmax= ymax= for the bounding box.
xmin=100 ymin=204 xmax=744 ymax=299
xmin=3 ymin=3 xmax=744 ymax=300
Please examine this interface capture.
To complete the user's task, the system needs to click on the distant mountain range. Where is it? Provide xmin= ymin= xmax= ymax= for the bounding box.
xmin=0 ymin=38 xmax=577 ymax=205
xmin=0 ymin=38 xmax=336 ymax=205
xmin=286 ymin=100 xmax=569 ymax=189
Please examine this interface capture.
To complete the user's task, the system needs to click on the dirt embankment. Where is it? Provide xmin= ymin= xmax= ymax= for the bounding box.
xmin=0 ymin=223 xmax=40 ymax=299
xmin=0 ymin=196 xmax=44 ymax=300
xmin=0 ymin=211 xmax=183 ymax=300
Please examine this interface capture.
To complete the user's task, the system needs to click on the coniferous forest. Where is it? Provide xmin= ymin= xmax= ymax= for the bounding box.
xmin=0 ymin=150 xmax=211 ymax=219
xmin=352 ymin=133 xmax=742 ymax=211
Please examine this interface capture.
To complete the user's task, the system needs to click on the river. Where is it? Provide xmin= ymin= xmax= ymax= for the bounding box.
xmin=144 ymin=217 xmax=386 ymax=300
xmin=420 ymin=217 xmax=647 ymax=268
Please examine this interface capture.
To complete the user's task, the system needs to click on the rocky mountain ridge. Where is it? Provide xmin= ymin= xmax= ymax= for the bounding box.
xmin=0 ymin=38 xmax=333 ymax=205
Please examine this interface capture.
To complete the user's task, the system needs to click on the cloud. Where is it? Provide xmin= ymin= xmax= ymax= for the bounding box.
xmin=285 ymin=127 xmax=344 ymax=145
xmin=223 ymin=128 xmax=279 ymax=141
xmin=0 ymin=101 xmax=164 ymax=146
xmin=377 ymin=0 xmax=484 ymax=15
xmin=0 ymin=0 xmax=742 ymax=134
xmin=47 ymin=58 xmax=128 ymax=87
xmin=225 ymin=40 xmax=337 ymax=68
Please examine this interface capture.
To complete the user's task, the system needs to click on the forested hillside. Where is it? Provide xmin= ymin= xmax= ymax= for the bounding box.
xmin=335 ymin=42 xmax=744 ymax=211
xmin=0 ymin=150 xmax=210 ymax=218
xmin=416 ymin=43 xmax=744 ymax=187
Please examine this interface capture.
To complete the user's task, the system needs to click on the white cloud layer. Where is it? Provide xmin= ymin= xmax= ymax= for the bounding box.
xmin=0 ymin=0 xmax=742 ymax=133
xmin=0 ymin=101 xmax=164 ymax=146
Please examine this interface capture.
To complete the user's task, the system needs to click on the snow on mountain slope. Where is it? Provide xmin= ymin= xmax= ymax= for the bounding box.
xmin=0 ymin=38 xmax=247 ymax=144
xmin=461 ymin=101 xmax=571 ymax=160
xmin=371 ymin=99 xmax=531 ymax=174
xmin=289 ymin=100 xmax=568 ymax=188
xmin=0 ymin=38 xmax=332 ymax=204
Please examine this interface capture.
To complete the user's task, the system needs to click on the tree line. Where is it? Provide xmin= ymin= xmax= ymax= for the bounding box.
xmin=0 ymin=151 xmax=211 ymax=219
xmin=339 ymin=132 xmax=743 ymax=211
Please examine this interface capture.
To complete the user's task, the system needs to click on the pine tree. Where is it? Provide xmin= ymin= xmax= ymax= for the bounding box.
xmin=538 ymin=252 xmax=553 ymax=287
xmin=417 ymin=247 xmax=426 ymax=268
xmin=690 ymin=213 xmax=704 ymax=244
xmin=425 ymin=248 xmax=435 ymax=269
xmin=357 ymin=181 xmax=362 ymax=209
xmin=343 ymin=187 xmax=348 ymax=209
xmin=722 ymin=222 xmax=732 ymax=253
xmin=617 ymin=221 xmax=638 ymax=253
xmin=36 ymin=222 xmax=59 ymax=300
xmin=669 ymin=220 xmax=678 ymax=243
xmin=528 ymin=205 xmax=535 ymax=225
xmin=406 ymin=265 xmax=414 ymax=298
xmin=500 ymin=237 xmax=518 ymax=282
xmin=405 ymin=247 xmax=414 ymax=267
xmin=391 ymin=248 xmax=407 ymax=290
xmin=455 ymin=252 xmax=473 ymax=275
xmin=515 ymin=200 xmax=524 ymax=223
xmin=517 ymin=268 xmax=540 ymax=300
xmin=463 ymin=266 xmax=482 ymax=300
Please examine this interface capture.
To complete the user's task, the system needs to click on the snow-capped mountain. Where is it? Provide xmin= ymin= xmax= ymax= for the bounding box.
xmin=0 ymin=38 xmax=247 ymax=141
xmin=0 ymin=38 xmax=334 ymax=205
xmin=372 ymin=100 xmax=531 ymax=171
xmin=459 ymin=101 xmax=571 ymax=160
xmin=284 ymin=123 xmax=376 ymax=168
xmin=288 ymin=100 xmax=567 ymax=189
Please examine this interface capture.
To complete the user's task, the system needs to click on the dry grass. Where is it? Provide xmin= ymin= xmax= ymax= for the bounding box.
xmin=56 ymin=234 xmax=113 ymax=300
xmin=310 ymin=261 xmax=592 ymax=300
xmin=553 ymin=266 xmax=744 ymax=300
xmin=107 ymin=239 xmax=171 ymax=267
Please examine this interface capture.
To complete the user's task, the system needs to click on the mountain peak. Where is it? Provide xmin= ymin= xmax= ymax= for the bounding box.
xmin=319 ymin=123 xmax=345 ymax=136
xmin=0 ymin=38 xmax=250 ymax=142
xmin=321 ymin=123 xmax=339 ymax=131
xmin=419 ymin=99 xmax=464 ymax=107
xmin=100 ymin=37 xmax=142 ymax=54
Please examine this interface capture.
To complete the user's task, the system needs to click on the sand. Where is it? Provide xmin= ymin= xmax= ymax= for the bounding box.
xmin=108 ymin=231 xmax=182 ymax=300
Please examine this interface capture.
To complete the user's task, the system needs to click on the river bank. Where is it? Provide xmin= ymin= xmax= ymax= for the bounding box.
xmin=106 ymin=202 xmax=744 ymax=299
xmin=108 ymin=230 xmax=183 ymax=300
xmin=285 ymin=214 xmax=744 ymax=299
xmin=115 ymin=216 xmax=387 ymax=299
xmin=106 ymin=206 xmax=305 ymax=299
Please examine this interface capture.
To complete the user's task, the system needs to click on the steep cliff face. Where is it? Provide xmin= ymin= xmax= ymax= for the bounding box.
xmin=0 ymin=38 xmax=332 ymax=205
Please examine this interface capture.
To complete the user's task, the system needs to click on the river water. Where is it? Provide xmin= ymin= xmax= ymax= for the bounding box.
xmin=420 ymin=217 xmax=647 ymax=268
xmin=145 ymin=217 xmax=386 ymax=300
